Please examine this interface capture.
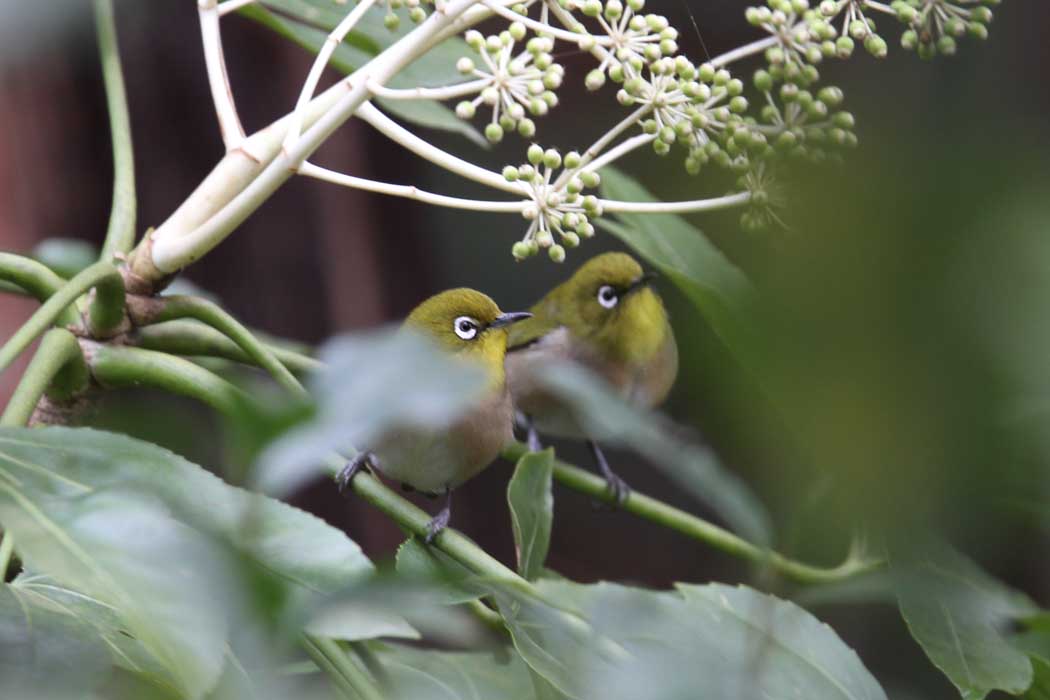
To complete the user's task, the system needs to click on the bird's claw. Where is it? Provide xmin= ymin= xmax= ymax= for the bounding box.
xmin=606 ymin=472 xmax=631 ymax=506
xmin=336 ymin=452 xmax=373 ymax=494
xmin=424 ymin=510 xmax=450 ymax=543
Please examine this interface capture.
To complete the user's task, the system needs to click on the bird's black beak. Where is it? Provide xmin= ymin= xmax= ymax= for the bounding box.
xmin=626 ymin=272 xmax=657 ymax=295
xmin=489 ymin=311 xmax=532 ymax=328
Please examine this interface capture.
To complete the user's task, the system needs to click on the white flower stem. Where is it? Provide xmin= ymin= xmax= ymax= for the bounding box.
xmin=150 ymin=0 xmax=482 ymax=273
xmin=367 ymin=77 xmax=491 ymax=101
xmin=355 ymin=102 xmax=527 ymax=195
xmin=585 ymin=132 xmax=655 ymax=174
xmin=300 ymin=162 xmax=527 ymax=212
xmin=198 ymin=0 xmax=245 ymax=150
xmin=554 ymin=103 xmax=653 ymax=189
xmin=709 ymin=35 xmax=778 ymax=67
xmin=217 ymin=0 xmax=256 ymax=16
xmin=600 ymin=190 xmax=751 ymax=213
xmin=480 ymin=0 xmax=612 ymax=45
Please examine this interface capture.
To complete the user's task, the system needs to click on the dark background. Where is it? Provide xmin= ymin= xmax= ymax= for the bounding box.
xmin=1 ymin=2 xmax=1048 ymax=697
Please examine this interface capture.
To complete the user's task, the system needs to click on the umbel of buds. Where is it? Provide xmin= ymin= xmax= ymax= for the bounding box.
xmin=893 ymin=0 xmax=996 ymax=59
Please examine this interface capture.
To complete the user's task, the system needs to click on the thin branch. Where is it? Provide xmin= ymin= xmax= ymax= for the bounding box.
xmin=356 ymin=102 xmax=525 ymax=195
xmin=131 ymin=320 xmax=322 ymax=375
xmin=300 ymin=162 xmax=528 ymax=213
xmin=199 ymin=0 xmax=246 ymax=150
xmin=1 ymin=329 xmax=89 ymax=427
xmin=218 ymin=0 xmax=256 ymax=17
xmin=94 ymin=0 xmax=137 ymax=259
xmin=366 ymin=78 xmax=491 ymax=102
xmin=479 ymin=0 xmax=612 ymax=45
xmin=0 ymin=262 xmax=124 ymax=376
xmin=134 ymin=295 xmax=307 ymax=397
xmin=501 ymin=442 xmax=883 ymax=584
xmin=301 ymin=636 xmax=358 ymax=700
xmin=600 ymin=190 xmax=751 ymax=214
xmin=709 ymin=35 xmax=778 ymax=67
xmin=583 ymin=132 xmax=655 ymax=173
xmin=284 ymin=0 xmax=381 ymax=152
xmin=0 ymin=253 xmax=67 ymax=303
xmin=554 ymin=103 xmax=653 ymax=190
xmin=307 ymin=636 xmax=385 ymax=700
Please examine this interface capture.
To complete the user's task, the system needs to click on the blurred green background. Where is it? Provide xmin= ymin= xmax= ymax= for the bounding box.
xmin=0 ymin=1 xmax=1047 ymax=697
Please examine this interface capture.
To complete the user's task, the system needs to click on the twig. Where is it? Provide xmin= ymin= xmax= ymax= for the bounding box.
xmin=600 ymin=190 xmax=751 ymax=214
xmin=199 ymin=0 xmax=246 ymax=150
xmin=0 ymin=330 xmax=89 ymax=427
xmin=0 ymin=253 xmax=68 ymax=303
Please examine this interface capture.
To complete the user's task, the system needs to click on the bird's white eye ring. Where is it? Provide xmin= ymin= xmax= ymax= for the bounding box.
xmin=453 ymin=316 xmax=479 ymax=340
xmin=597 ymin=285 xmax=619 ymax=309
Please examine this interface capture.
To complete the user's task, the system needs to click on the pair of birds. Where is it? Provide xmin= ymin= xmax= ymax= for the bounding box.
xmin=336 ymin=252 xmax=678 ymax=540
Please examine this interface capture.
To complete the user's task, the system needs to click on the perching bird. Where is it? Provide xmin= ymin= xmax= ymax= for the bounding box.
xmin=336 ymin=289 xmax=531 ymax=540
xmin=505 ymin=252 xmax=678 ymax=502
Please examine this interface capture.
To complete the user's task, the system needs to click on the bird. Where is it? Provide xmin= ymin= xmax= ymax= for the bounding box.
xmin=505 ymin=252 xmax=678 ymax=503
xmin=336 ymin=288 xmax=531 ymax=541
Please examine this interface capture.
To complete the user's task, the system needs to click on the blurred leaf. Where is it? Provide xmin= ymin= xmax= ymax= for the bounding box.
xmin=1023 ymin=657 xmax=1050 ymax=700
xmin=256 ymin=328 xmax=487 ymax=495
xmin=533 ymin=362 xmax=770 ymax=544
xmin=243 ymin=3 xmax=484 ymax=144
xmin=598 ymin=168 xmax=762 ymax=372
xmin=507 ymin=449 xmax=554 ymax=581
xmin=31 ymin=237 xmax=98 ymax=278
xmin=0 ymin=584 xmax=112 ymax=700
xmin=0 ymin=426 xmax=384 ymax=697
xmin=794 ymin=569 xmax=898 ymax=609
xmin=395 ymin=537 xmax=480 ymax=605
xmin=377 ymin=643 xmax=536 ymax=699
xmin=305 ymin=601 xmax=419 ymax=642
xmin=492 ymin=579 xmax=887 ymax=700
xmin=893 ymin=541 xmax=1038 ymax=700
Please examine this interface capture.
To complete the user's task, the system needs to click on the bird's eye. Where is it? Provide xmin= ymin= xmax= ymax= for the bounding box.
xmin=597 ymin=285 xmax=619 ymax=309
xmin=453 ymin=316 xmax=479 ymax=340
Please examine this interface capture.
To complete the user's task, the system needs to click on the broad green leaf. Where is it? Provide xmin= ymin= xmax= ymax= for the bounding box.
xmin=533 ymin=362 xmax=770 ymax=544
xmin=31 ymin=237 xmax=98 ymax=278
xmin=893 ymin=542 xmax=1037 ymax=700
xmin=507 ymin=449 xmax=554 ymax=581
xmin=0 ymin=584 xmax=112 ymax=700
xmin=305 ymin=601 xmax=419 ymax=641
xmin=598 ymin=168 xmax=764 ymax=372
xmin=256 ymin=328 xmax=487 ymax=495
xmin=378 ymin=643 xmax=536 ymax=699
xmin=0 ymin=426 xmax=382 ymax=698
xmin=1023 ymin=657 xmax=1050 ymax=700
xmin=493 ymin=579 xmax=887 ymax=700
xmin=244 ymin=3 xmax=484 ymax=144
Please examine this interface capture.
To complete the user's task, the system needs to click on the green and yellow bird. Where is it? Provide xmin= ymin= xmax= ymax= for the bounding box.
xmin=506 ymin=252 xmax=678 ymax=501
xmin=336 ymin=289 xmax=530 ymax=539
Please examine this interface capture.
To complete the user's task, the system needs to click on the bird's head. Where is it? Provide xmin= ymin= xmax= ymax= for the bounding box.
xmin=405 ymin=288 xmax=531 ymax=382
xmin=558 ymin=252 xmax=669 ymax=364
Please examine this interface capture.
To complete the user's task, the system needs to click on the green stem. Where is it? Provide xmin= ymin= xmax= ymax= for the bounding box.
xmin=132 ymin=320 xmax=322 ymax=374
xmin=1 ymin=329 xmax=89 ymax=427
xmin=301 ymin=636 xmax=359 ymax=700
xmin=305 ymin=636 xmax=385 ymax=700
xmin=0 ymin=262 xmax=124 ymax=376
xmin=0 ymin=253 xmax=67 ymax=302
xmin=502 ymin=442 xmax=883 ymax=584
xmin=142 ymin=296 xmax=306 ymax=397
xmin=94 ymin=0 xmax=137 ymax=259
xmin=0 ymin=530 xmax=14 ymax=581
xmin=87 ymin=343 xmax=246 ymax=415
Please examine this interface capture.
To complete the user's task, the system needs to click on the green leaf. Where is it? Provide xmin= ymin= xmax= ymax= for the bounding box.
xmin=378 ymin=643 xmax=536 ymax=699
xmin=394 ymin=537 xmax=480 ymax=605
xmin=243 ymin=3 xmax=484 ymax=144
xmin=507 ymin=449 xmax=554 ymax=581
xmin=532 ymin=362 xmax=770 ymax=545
xmin=598 ymin=168 xmax=760 ymax=360
xmin=0 ymin=583 xmax=112 ymax=700
xmin=1023 ymin=657 xmax=1050 ymax=700
xmin=493 ymin=579 xmax=887 ymax=700
xmin=893 ymin=542 xmax=1037 ymax=700
xmin=31 ymin=237 xmax=98 ymax=278
xmin=0 ymin=426 xmax=381 ymax=698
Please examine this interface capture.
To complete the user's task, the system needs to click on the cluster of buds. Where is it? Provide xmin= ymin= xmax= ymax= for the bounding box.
xmin=752 ymin=70 xmax=857 ymax=161
xmin=747 ymin=0 xmax=888 ymax=63
xmin=504 ymin=145 xmax=602 ymax=262
xmin=893 ymin=0 xmax=996 ymax=58
xmin=378 ymin=0 xmax=430 ymax=31
xmin=738 ymin=164 xmax=786 ymax=233
xmin=455 ymin=24 xmax=563 ymax=142
xmin=574 ymin=0 xmax=680 ymax=90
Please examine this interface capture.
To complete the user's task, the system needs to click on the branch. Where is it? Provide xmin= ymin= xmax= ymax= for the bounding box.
xmin=131 ymin=320 xmax=322 ymax=375
xmin=709 ymin=35 xmax=779 ymax=68
xmin=199 ymin=0 xmax=246 ymax=150
xmin=365 ymin=78 xmax=491 ymax=101
xmin=355 ymin=103 xmax=525 ymax=195
xmin=0 ymin=329 xmax=89 ymax=427
xmin=479 ymin=0 xmax=612 ymax=46
xmin=0 ymin=253 xmax=67 ymax=303
xmin=584 ymin=132 xmax=655 ymax=173
xmin=94 ymin=0 xmax=137 ymax=259
xmin=86 ymin=343 xmax=247 ymax=415
xmin=0 ymin=262 xmax=124 ymax=376
xmin=502 ymin=442 xmax=883 ymax=584
xmin=554 ymin=103 xmax=653 ymax=190
xmin=600 ymin=191 xmax=751 ymax=214
xmin=300 ymin=162 xmax=527 ymax=213
xmin=132 ymin=295 xmax=307 ymax=397
xmin=303 ymin=636 xmax=384 ymax=700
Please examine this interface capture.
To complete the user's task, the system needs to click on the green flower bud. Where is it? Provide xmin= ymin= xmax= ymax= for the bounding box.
xmin=968 ymin=22 xmax=988 ymax=40
xmin=900 ymin=29 xmax=917 ymax=50
xmin=536 ymin=53 xmax=555 ymax=71
xmin=746 ymin=6 xmax=764 ymax=25
xmin=383 ymin=13 xmax=400 ymax=30
xmin=684 ymin=156 xmax=701 ymax=175
xmin=485 ymin=123 xmax=504 ymax=142
xmin=817 ymin=86 xmax=843 ymax=106
xmin=481 ymin=87 xmax=499 ymax=105
xmin=791 ymin=0 xmax=809 ymax=13
xmin=518 ymin=119 xmax=537 ymax=138
xmin=848 ymin=19 xmax=868 ymax=40
xmin=864 ymin=33 xmax=887 ymax=58
xmin=917 ymin=41 xmax=936 ymax=60
xmin=895 ymin=3 xmax=917 ymax=22
xmin=605 ymin=0 xmax=623 ymax=18
xmin=818 ymin=0 xmax=836 ymax=15
xmin=465 ymin=30 xmax=484 ymax=50
xmin=582 ymin=0 xmax=602 ymax=16
xmin=727 ymin=78 xmax=745 ymax=96
xmin=754 ymin=69 xmax=774 ymax=92
xmin=561 ymin=231 xmax=580 ymax=248
xmin=775 ymin=129 xmax=798 ymax=149
xmin=580 ymin=170 xmax=601 ymax=188
xmin=936 ymin=35 xmax=956 ymax=56
xmin=628 ymin=0 xmax=645 ymax=10
xmin=518 ymin=164 xmax=536 ymax=180
xmin=698 ymin=62 xmax=715 ymax=82
xmin=456 ymin=57 xmax=475 ymax=74
xmin=567 ymin=177 xmax=584 ymax=194
xmin=544 ymin=148 xmax=562 ymax=168
xmin=971 ymin=6 xmax=992 ymax=23
xmin=805 ymin=45 xmax=823 ymax=64
xmin=729 ymin=96 xmax=749 ymax=113
xmin=409 ymin=7 xmax=426 ymax=22
xmin=542 ymin=91 xmax=559 ymax=107
xmin=780 ymin=82 xmax=799 ymax=101
xmin=536 ymin=230 xmax=554 ymax=247
xmin=548 ymin=244 xmax=566 ymax=263
xmin=499 ymin=114 xmax=516 ymax=131
xmin=821 ymin=40 xmax=837 ymax=58
xmin=944 ymin=17 xmax=965 ymax=37
xmin=714 ymin=68 xmax=731 ymax=86
xmin=528 ymin=98 xmax=548 ymax=116
xmin=806 ymin=99 xmax=828 ymax=118
xmin=582 ymin=195 xmax=601 ymax=212
xmin=578 ymin=222 xmax=596 ymax=238
xmin=585 ymin=68 xmax=607 ymax=92
xmin=659 ymin=125 xmax=676 ymax=144
xmin=527 ymin=143 xmax=544 ymax=164
xmin=653 ymin=139 xmax=671 ymax=155
xmin=455 ymin=101 xmax=476 ymax=119
xmin=512 ymin=241 xmax=533 ymax=259
xmin=485 ymin=35 xmax=502 ymax=53
xmin=509 ymin=21 xmax=527 ymax=41
xmin=609 ymin=63 xmax=625 ymax=83
xmin=503 ymin=165 xmax=519 ymax=181
xmin=642 ymin=119 xmax=659 ymax=135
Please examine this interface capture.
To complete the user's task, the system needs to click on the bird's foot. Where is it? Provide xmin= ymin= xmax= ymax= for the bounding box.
xmin=588 ymin=440 xmax=631 ymax=508
xmin=525 ymin=417 xmax=543 ymax=453
xmin=424 ymin=490 xmax=452 ymax=544
xmin=336 ymin=452 xmax=375 ymax=494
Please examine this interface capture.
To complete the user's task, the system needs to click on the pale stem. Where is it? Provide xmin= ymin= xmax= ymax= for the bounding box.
xmin=584 ymin=132 xmax=655 ymax=173
xmin=600 ymin=190 xmax=751 ymax=213
xmin=480 ymin=0 xmax=613 ymax=45
xmin=366 ymin=77 xmax=491 ymax=101
xmin=545 ymin=0 xmax=615 ymax=63
xmin=283 ymin=0 xmax=380 ymax=152
xmin=198 ymin=0 xmax=245 ymax=150
xmin=709 ymin=35 xmax=779 ymax=67
xmin=554 ymin=102 xmax=653 ymax=189
xmin=217 ymin=0 xmax=256 ymax=17
xmin=300 ymin=161 xmax=528 ymax=212
xmin=150 ymin=0 xmax=482 ymax=273
xmin=355 ymin=102 xmax=527 ymax=195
